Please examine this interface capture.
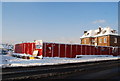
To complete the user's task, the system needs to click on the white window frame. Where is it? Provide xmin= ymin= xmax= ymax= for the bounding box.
xmin=114 ymin=38 xmax=117 ymax=43
xmin=104 ymin=38 xmax=107 ymax=43
xmin=92 ymin=39 xmax=95 ymax=43
xmin=99 ymin=38 xmax=102 ymax=43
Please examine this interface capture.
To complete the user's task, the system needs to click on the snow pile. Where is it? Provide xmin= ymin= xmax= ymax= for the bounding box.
xmin=0 ymin=54 xmax=119 ymax=68
xmin=80 ymin=26 xmax=119 ymax=38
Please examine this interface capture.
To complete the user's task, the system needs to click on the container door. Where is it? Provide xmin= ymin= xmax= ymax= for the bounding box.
xmin=34 ymin=40 xmax=43 ymax=58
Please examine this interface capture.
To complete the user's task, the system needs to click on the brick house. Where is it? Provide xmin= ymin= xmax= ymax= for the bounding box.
xmin=80 ymin=27 xmax=120 ymax=47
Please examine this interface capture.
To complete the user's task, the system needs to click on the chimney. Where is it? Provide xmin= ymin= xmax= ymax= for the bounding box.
xmin=99 ymin=27 xmax=102 ymax=33
xmin=111 ymin=30 xmax=116 ymax=33
xmin=84 ymin=31 xmax=87 ymax=34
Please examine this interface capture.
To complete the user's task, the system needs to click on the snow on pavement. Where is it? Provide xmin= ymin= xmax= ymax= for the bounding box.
xmin=0 ymin=53 xmax=119 ymax=68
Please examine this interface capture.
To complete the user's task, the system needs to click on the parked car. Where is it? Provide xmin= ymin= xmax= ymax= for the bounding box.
xmin=2 ymin=49 xmax=8 ymax=54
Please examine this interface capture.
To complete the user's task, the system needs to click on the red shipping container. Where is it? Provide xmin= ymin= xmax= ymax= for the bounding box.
xmin=119 ymin=47 xmax=120 ymax=55
xmin=79 ymin=45 xmax=82 ymax=55
xmin=22 ymin=43 xmax=25 ymax=54
xmin=81 ymin=45 xmax=85 ymax=55
xmin=91 ymin=46 xmax=95 ymax=55
xmin=14 ymin=40 xmax=119 ymax=58
xmin=112 ymin=47 xmax=119 ymax=56
xmin=28 ymin=43 xmax=33 ymax=55
xmin=32 ymin=43 xmax=36 ymax=54
xmin=45 ymin=43 xmax=53 ymax=57
xmin=115 ymin=47 xmax=118 ymax=56
xmin=71 ymin=45 xmax=77 ymax=58
xmin=101 ymin=47 xmax=106 ymax=55
xmin=105 ymin=47 xmax=108 ymax=55
xmin=85 ymin=45 xmax=91 ymax=55
xmin=42 ymin=43 xmax=46 ymax=57
xmin=66 ymin=44 xmax=71 ymax=58
xmin=53 ymin=43 xmax=59 ymax=57
xmin=60 ymin=44 xmax=65 ymax=57
xmin=108 ymin=47 xmax=112 ymax=55
xmin=76 ymin=45 xmax=81 ymax=55
xmin=64 ymin=44 xmax=67 ymax=57
xmin=27 ymin=43 xmax=31 ymax=54
xmin=14 ymin=44 xmax=17 ymax=53
xmin=14 ymin=44 xmax=18 ymax=53
xmin=99 ymin=46 xmax=102 ymax=55
xmin=17 ymin=44 xmax=22 ymax=53
xmin=95 ymin=46 xmax=100 ymax=55
xmin=24 ymin=43 xmax=27 ymax=54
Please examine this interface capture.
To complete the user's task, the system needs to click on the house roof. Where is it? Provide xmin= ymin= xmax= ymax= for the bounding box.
xmin=80 ymin=26 xmax=119 ymax=38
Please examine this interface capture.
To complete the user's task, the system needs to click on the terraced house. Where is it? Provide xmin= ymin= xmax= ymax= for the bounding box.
xmin=80 ymin=27 xmax=120 ymax=47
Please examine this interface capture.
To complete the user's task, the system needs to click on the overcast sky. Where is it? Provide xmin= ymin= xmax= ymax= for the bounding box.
xmin=2 ymin=2 xmax=118 ymax=44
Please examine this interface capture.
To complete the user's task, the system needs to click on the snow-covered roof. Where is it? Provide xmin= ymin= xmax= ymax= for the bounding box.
xmin=80 ymin=26 xmax=119 ymax=38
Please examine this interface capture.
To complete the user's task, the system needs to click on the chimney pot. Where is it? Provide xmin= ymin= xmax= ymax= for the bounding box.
xmin=84 ymin=31 xmax=87 ymax=34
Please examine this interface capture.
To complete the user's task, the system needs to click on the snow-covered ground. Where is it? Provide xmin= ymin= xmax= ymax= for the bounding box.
xmin=0 ymin=53 xmax=120 ymax=68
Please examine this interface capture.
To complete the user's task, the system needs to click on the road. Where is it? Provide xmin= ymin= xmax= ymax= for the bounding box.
xmin=47 ymin=63 xmax=120 ymax=79
xmin=2 ymin=59 xmax=120 ymax=81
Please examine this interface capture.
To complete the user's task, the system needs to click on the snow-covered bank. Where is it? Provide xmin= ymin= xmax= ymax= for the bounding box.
xmin=1 ymin=53 xmax=120 ymax=68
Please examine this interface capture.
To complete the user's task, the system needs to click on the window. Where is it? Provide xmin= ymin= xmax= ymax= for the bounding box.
xmin=92 ymin=39 xmax=94 ymax=42
xmin=114 ymin=38 xmax=117 ymax=43
xmin=95 ymin=38 xmax=97 ymax=43
xmin=99 ymin=38 xmax=102 ymax=43
xmin=104 ymin=38 xmax=107 ymax=43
